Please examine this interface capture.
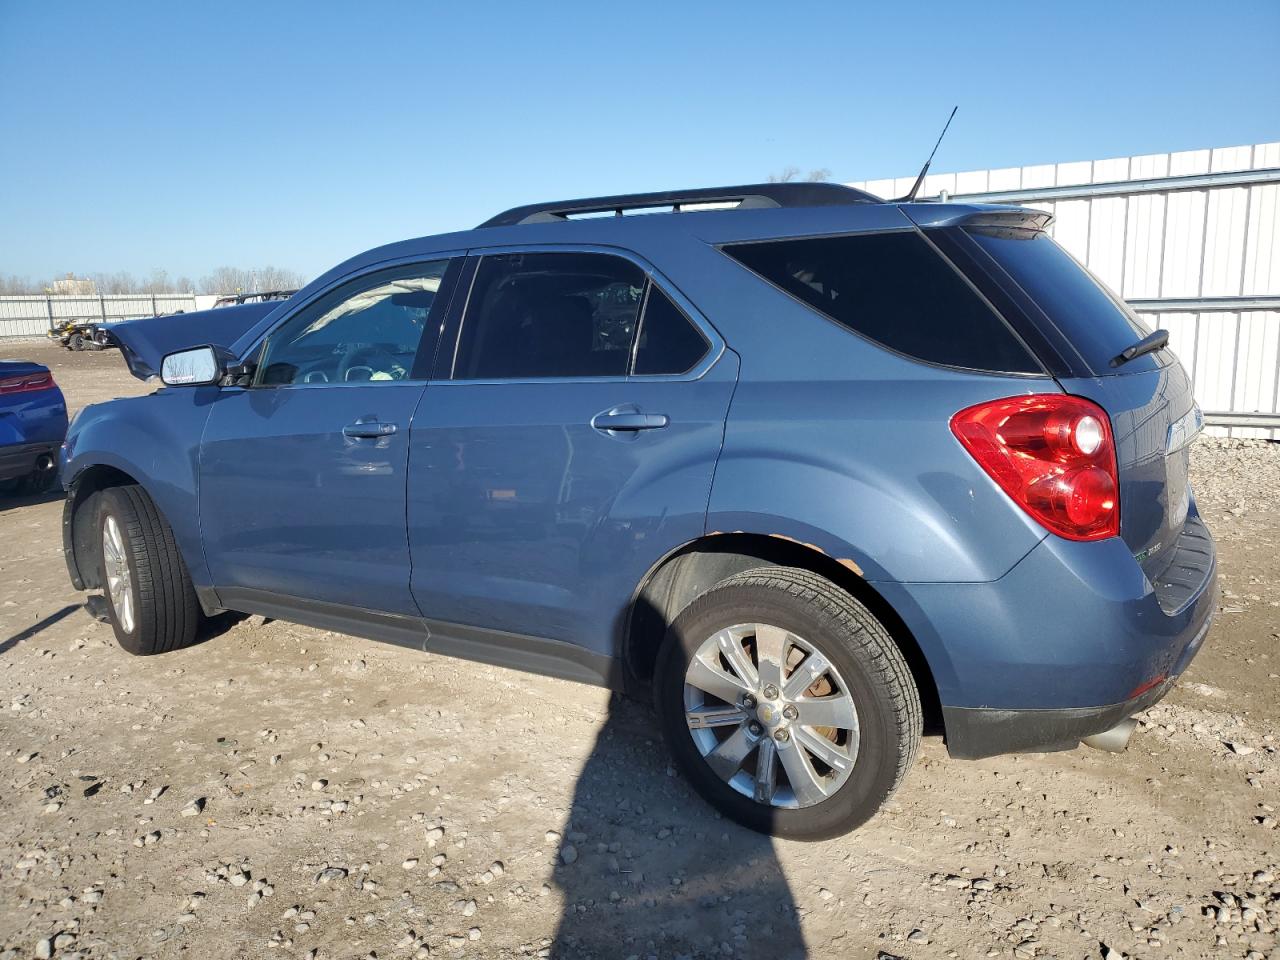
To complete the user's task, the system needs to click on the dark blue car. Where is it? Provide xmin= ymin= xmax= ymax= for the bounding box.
xmin=0 ymin=359 xmax=67 ymax=494
xmin=61 ymin=183 xmax=1215 ymax=838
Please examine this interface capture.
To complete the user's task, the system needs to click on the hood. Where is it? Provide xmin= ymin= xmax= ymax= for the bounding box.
xmin=110 ymin=301 xmax=283 ymax=380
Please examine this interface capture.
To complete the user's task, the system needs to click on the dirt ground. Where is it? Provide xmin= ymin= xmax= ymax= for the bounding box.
xmin=0 ymin=339 xmax=1276 ymax=960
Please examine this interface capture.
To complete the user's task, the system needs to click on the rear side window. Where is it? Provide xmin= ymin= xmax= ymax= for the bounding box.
xmin=634 ymin=286 xmax=709 ymax=375
xmin=966 ymin=229 xmax=1155 ymax=374
xmin=454 ymin=252 xmax=644 ymax=379
xmin=723 ymin=231 xmax=1039 ymax=373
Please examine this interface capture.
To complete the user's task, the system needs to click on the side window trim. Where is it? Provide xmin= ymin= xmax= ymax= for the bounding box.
xmin=433 ymin=243 xmax=724 ymax=384
xmin=239 ymin=251 xmax=467 ymax=384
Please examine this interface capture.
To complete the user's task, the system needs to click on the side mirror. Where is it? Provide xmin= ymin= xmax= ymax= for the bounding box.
xmin=160 ymin=346 xmax=222 ymax=386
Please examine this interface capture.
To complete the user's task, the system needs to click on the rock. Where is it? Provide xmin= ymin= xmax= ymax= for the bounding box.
xmin=181 ymin=797 xmax=206 ymax=817
xmin=907 ymin=929 xmax=928 ymax=943
xmin=402 ymin=858 xmax=419 ymax=870
xmin=561 ymin=844 xmax=578 ymax=865
xmin=1227 ymin=742 xmax=1255 ymax=755
xmin=311 ymin=779 xmax=327 ymax=791
xmin=545 ymin=830 xmax=561 ymax=844
xmin=315 ymin=867 xmax=348 ymax=884
xmin=35 ymin=939 xmax=53 ymax=960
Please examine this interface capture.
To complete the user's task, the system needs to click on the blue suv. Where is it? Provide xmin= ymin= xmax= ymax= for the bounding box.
xmin=62 ymin=184 xmax=1216 ymax=838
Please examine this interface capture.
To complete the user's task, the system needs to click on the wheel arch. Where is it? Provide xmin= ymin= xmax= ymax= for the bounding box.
xmin=63 ymin=462 xmax=145 ymax=591
xmin=622 ymin=531 xmax=945 ymax=734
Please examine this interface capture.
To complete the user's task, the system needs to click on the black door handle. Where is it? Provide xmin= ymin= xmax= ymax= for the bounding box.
xmin=343 ymin=420 xmax=398 ymax=439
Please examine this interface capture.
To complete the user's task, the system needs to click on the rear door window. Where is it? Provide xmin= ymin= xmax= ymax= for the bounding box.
xmin=633 ymin=286 xmax=710 ymax=376
xmin=966 ymin=229 xmax=1157 ymax=375
xmin=453 ymin=252 xmax=645 ymax=379
xmin=723 ymin=231 xmax=1040 ymax=374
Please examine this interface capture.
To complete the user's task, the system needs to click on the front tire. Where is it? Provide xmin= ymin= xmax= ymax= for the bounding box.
xmin=654 ymin=566 xmax=921 ymax=840
xmin=97 ymin=485 xmax=203 ymax=655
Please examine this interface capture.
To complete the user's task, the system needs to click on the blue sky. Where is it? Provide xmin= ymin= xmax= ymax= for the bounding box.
xmin=2 ymin=0 xmax=1277 ymax=282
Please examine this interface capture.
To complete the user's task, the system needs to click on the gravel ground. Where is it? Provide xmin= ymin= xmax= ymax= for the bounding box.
xmin=0 ymin=341 xmax=1277 ymax=960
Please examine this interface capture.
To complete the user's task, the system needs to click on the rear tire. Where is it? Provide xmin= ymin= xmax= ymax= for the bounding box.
xmin=654 ymin=566 xmax=921 ymax=840
xmin=96 ymin=485 xmax=203 ymax=655
xmin=69 ymin=333 xmax=84 ymax=351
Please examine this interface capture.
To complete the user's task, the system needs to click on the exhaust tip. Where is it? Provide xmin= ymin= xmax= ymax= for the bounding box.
xmin=1081 ymin=717 xmax=1138 ymax=753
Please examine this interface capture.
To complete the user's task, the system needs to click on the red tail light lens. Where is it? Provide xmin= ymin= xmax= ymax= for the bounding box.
xmin=950 ymin=394 xmax=1119 ymax=541
xmin=0 ymin=372 xmax=55 ymax=395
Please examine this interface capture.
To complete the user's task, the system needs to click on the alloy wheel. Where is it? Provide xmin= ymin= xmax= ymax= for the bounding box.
xmin=683 ymin=622 xmax=859 ymax=809
xmin=102 ymin=514 xmax=135 ymax=634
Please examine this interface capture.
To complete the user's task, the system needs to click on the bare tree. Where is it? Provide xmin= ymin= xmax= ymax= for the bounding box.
xmin=767 ymin=166 xmax=833 ymax=183
xmin=0 ymin=275 xmax=47 ymax=295
xmin=198 ymin=265 xmax=307 ymax=295
xmin=0 ymin=266 xmax=308 ymax=297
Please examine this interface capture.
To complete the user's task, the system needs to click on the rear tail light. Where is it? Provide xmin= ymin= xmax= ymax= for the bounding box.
xmin=951 ymin=394 xmax=1119 ymax=541
xmin=0 ymin=371 xmax=55 ymax=395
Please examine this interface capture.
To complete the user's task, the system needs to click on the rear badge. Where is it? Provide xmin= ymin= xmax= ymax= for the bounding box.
xmin=1134 ymin=540 xmax=1164 ymax=564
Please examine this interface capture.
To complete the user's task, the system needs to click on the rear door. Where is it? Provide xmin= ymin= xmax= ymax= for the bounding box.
xmin=199 ymin=258 xmax=460 ymax=617
xmin=407 ymin=249 xmax=736 ymax=665
xmin=954 ymin=226 xmax=1199 ymax=580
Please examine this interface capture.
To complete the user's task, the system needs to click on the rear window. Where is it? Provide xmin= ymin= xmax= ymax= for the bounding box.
xmin=966 ymin=229 xmax=1155 ymax=374
xmin=723 ymin=231 xmax=1039 ymax=373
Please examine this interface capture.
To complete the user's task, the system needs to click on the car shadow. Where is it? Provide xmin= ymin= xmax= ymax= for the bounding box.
xmin=0 ymin=603 xmax=80 ymax=655
xmin=550 ymin=693 xmax=808 ymax=959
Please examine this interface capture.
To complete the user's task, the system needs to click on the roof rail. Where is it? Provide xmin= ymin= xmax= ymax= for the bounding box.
xmin=477 ymin=182 xmax=880 ymax=228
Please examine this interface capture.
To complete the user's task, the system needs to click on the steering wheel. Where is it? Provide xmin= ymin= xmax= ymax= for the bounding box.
xmin=337 ymin=344 xmax=407 ymax=382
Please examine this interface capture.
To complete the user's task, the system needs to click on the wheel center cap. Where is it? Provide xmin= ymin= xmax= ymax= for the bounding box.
xmin=756 ymin=702 xmax=782 ymax=727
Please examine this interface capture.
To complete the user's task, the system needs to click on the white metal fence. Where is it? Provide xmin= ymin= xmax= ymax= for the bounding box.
xmin=0 ymin=293 xmax=218 ymax=338
xmin=851 ymin=141 xmax=1280 ymax=439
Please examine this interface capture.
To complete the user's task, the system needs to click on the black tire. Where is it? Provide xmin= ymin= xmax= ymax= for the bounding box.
xmin=96 ymin=485 xmax=202 ymax=655
xmin=654 ymin=566 xmax=921 ymax=840
xmin=69 ymin=333 xmax=84 ymax=351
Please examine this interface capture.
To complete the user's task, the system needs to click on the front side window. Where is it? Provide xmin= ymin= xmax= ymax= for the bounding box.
xmin=258 ymin=260 xmax=451 ymax=386
xmin=453 ymin=252 xmax=645 ymax=379
xmin=723 ymin=231 xmax=1039 ymax=374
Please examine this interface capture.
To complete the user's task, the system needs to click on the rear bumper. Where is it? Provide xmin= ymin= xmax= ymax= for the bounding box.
xmin=873 ymin=509 xmax=1217 ymax=759
xmin=0 ymin=441 xmax=60 ymax=483
xmin=941 ymin=634 xmax=1201 ymax=759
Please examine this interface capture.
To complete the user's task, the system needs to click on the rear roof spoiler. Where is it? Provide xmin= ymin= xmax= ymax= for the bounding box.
xmin=903 ymin=205 xmax=1054 ymax=233
xmin=478 ymin=182 xmax=881 ymax=228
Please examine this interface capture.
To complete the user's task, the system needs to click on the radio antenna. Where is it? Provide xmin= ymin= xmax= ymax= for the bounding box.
xmin=898 ymin=106 xmax=958 ymax=202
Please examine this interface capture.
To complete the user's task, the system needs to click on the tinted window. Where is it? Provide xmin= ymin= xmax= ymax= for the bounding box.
xmin=967 ymin=228 xmax=1155 ymax=374
xmin=634 ymin=286 xmax=710 ymax=375
xmin=258 ymin=261 xmax=449 ymax=385
xmin=454 ymin=252 xmax=644 ymax=379
xmin=724 ymin=231 xmax=1039 ymax=373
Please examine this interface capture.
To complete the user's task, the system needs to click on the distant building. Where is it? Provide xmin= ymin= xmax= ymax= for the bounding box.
xmin=50 ymin=274 xmax=96 ymax=295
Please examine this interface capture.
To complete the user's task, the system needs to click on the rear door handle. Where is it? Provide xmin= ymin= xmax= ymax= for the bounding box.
xmin=343 ymin=419 xmax=398 ymax=439
xmin=591 ymin=408 xmax=669 ymax=432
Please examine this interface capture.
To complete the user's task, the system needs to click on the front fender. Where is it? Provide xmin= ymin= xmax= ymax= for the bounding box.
xmin=62 ymin=387 xmax=218 ymax=592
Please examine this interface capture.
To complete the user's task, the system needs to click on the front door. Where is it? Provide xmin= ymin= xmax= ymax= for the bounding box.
xmin=408 ymin=250 xmax=736 ymax=662
xmin=200 ymin=258 xmax=459 ymax=617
